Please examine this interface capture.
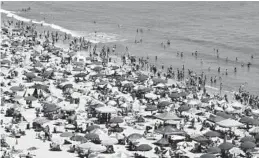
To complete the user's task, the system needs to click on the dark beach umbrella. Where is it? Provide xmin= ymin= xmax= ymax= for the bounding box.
xmin=152 ymin=78 xmax=167 ymax=84
xmin=33 ymin=62 xmax=43 ymax=67
xmin=240 ymin=141 xmax=256 ymax=150
xmin=255 ymin=133 xmax=259 ymax=140
xmin=128 ymin=133 xmax=143 ymax=141
xmin=145 ymin=105 xmax=158 ymax=112
xmin=1 ymin=44 xmax=9 ymax=47
xmin=111 ymin=66 xmax=119 ymax=70
xmin=240 ymin=136 xmax=255 ymax=142
xmin=251 ymin=119 xmax=259 ymax=126
xmin=178 ymin=105 xmax=191 ymax=112
xmin=74 ymin=73 xmax=87 ymax=78
xmin=123 ymin=83 xmax=134 ymax=88
xmin=155 ymin=138 xmax=169 ymax=146
xmin=92 ymin=73 xmax=105 ymax=78
xmin=11 ymin=41 xmax=19 ymax=47
xmin=25 ymin=72 xmax=36 ymax=79
xmin=216 ymin=112 xmax=235 ymax=119
xmin=137 ymin=144 xmax=152 ymax=151
xmin=73 ymin=67 xmax=84 ymax=71
xmin=200 ymin=153 xmax=216 ymax=158
xmin=1 ymin=59 xmax=11 ymax=65
xmin=110 ymin=117 xmax=124 ymax=124
xmin=60 ymin=132 xmax=74 ymax=138
xmin=86 ymin=125 xmax=100 ymax=132
xmin=137 ymin=75 xmax=148 ymax=82
xmin=111 ymin=126 xmax=124 ymax=133
xmin=201 ymin=98 xmax=210 ymax=103
xmin=179 ymin=91 xmax=188 ymax=97
xmin=204 ymin=131 xmax=221 ymax=138
xmin=85 ymin=57 xmax=93 ymax=60
xmin=24 ymin=96 xmax=37 ymax=101
xmin=239 ymin=116 xmax=254 ymax=124
xmin=63 ymin=84 xmax=73 ymax=89
xmin=30 ymin=84 xmax=49 ymax=92
xmin=42 ymin=71 xmax=53 ymax=78
xmin=70 ymin=135 xmax=87 ymax=142
xmin=91 ymin=61 xmax=102 ymax=65
xmin=207 ymin=146 xmax=221 ymax=154
xmin=169 ymin=92 xmax=180 ymax=99
xmin=27 ymin=147 xmax=38 ymax=151
xmin=85 ymin=133 xmax=100 ymax=140
xmin=29 ymin=68 xmax=41 ymax=73
xmin=137 ymin=87 xmax=152 ymax=93
xmin=157 ymin=101 xmax=171 ymax=108
xmin=43 ymin=103 xmax=60 ymax=113
xmin=92 ymin=66 xmax=103 ymax=72
xmin=218 ymin=142 xmax=234 ymax=150
xmin=10 ymin=86 xmax=24 ymax=92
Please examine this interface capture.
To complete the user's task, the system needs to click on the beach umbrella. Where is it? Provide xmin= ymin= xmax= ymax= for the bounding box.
xmin=70 ymin=135 xmax=87 ymax=142
xmin=24 ymin=96 xmax=37 ymax=101
xmin=89 ymin=145 xmax=106 ymax=152
xmin=24 ymin=72 xmax=36 ymax=79
xmin=111 ymin=65 xmax=119 ymax=70
xmin=204 ymin=131 xmax=221 ymax=138
xmin=216 ymin=119 xmax=244 ymax=128
xmin=95 ymin=106 xmax=118 ymax=114
xmin=127 ymin=133 xmax=143 ymax=141
xmin=33 ymin=62 xmax=43 ymax=67
xmin=137 ymin=144 xmax=152 ymax=151
xmin=239 ymin=116 xmax=254 ymax=124
xmin=101 ymin=137 xmax=118 ymax=146
xmin=155 ymin=125 xmax=185 ymax=135
xmin=157 ymin=101 xmax=171 ymax=108
xmin=86 ymin=125 xmax=100 ymax=132
xmin=10 ymin=86 xmax=24 ymax=92
xmin=65 ymin=124 xmax=76 ymax=129
xmin=85 ymin=133 xmax=100 ymax=140
xmin=71 ymin=92 xmax=81 ymax=98
xmin=169 ymin=92 xmax=180 ymax=99
xmin=43 ymin=103 xmax=60 ymax=113
xmin=137 ymin=74 xmax=148 ymax=82
xmin=27 ymin=147 xmax=38 ymax=151
xmin=231 ymin=102 xmax=243 ymax=108
xmin=250 ymin=127 xmax=259 ymax=134
xmin=240 ymin=141 xmax=256 ymax=150
xmin=178 ymin=104 xmax=191 ymax=112
xmin=145 ymin=93 xmax=158 ymax=100
xmin=30 ymin=84 xmax=49 ymax=92
xmin=218 ymin=142 xmax=234 ymax=150
xmin=216 ymin=112 xmax=235 ymax=119
xmin=60 ymin=132 xmax=74 ymax=138
xmin=155 ymin=112 xmax=181 ymax=121
xmin=200 ymin=154 xmax=216 ymax=158
xmin=92 ymin=66 xmax=103 ymax=72
xmin=123 ymin=83 xmax=134 ymax=88
xmin=110 ymin=117 xmax=124 ymax=124
xmin=207 ymin=146 xmax=221 ymax=154
xmin=1 ymin=59 xmax=11 ymax=65
xmin=152 ymin=78 xmax=167 ymax=84
xmin=155 ymin=138 xmax=169 ymax=146
xmin=32 ymin=77 xmax=44 ymax=82
xmin=74 ymin=73 xmax=87 ymax=78
xmin=78 ymin=142 xmax=96 ymax=149
xmin=154 ymin=83 xmax=167 ymax=88
xmin=229 ymin=147 xmax=245 ymax=156
xmin=63 ymin=83 xmax=73 ymax=89
xmin=240 ymin=136 xmax=255 ymax=142
xmin=145 ymin=105 xmax=158 ymax=112
xmin=33 ymin=117 xmax=49 ymax=125
xmin=255 ymin=133 xmax=259 ymax=140
xmin=187 ymin=99 xmax=201 ymax=106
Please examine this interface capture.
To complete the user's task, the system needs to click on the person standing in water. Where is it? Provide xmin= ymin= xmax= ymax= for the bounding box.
xmin=220 ymin=83 xmax=223 ymax=96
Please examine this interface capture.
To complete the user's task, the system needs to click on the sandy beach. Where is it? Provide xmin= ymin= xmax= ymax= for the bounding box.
xmin=1 ymin=4 xmax=259 ymax=158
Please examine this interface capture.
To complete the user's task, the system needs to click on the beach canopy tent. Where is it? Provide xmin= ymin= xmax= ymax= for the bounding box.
xmin=155 ymin=125 xmax=185 ymax=135
xmin=216 ymin=119 xmax=244 ymax=128
xmin=206 ymin=146 xmax=221 ymax=154
xmin=155 ymin=112 xmax=181 ymax=121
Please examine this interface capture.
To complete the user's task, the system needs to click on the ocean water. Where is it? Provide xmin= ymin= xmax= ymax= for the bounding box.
xmin=1 ymin=1 xmax=259 ymax=95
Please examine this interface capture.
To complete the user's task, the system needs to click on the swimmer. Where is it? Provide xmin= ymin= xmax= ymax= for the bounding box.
xmin=155 ymin=56 xmax=157 ymax=61
xmin=226 ymin=57 xmax=228 ymax=62
xmin=181 ymin=52 xmax=183 ymax=58
xmin=201 ymin=59 xmax=203 ymax=64
xmin=234 ymin=67 xmax=237 ymax=73
xmin=236 ymin=57 xmax=238 ymax=62
xmin=251 ymin=55 xmax=254 ymax=59
xmin=218 ymin=67 xmax=220 ymax=73
xmin=225 ymin=69 xmax=228 ymax=75
xmin=208 ymin=67 xmax=211 ymax=71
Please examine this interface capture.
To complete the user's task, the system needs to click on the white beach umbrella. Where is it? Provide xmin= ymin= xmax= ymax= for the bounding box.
xmin=95 ymin=106 xmax=118 ymax=114
xmin=71 ymin=92 xmax=81 ymax=98
xmin=101 ymin=137 xmax=118 ymax=146
xmin=145 ymin=93 xmax=158 ymax=100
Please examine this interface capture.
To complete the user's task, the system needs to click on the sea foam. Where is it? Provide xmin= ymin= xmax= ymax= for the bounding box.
xmin=1 ymin=9 xmax=123 ymax=44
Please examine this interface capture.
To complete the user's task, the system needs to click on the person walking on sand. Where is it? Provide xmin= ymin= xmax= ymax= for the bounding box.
xmin=225 ymin=69 xmax=228 ymax=75
xmin=220 ymin=83 xmax=223 ymax=95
